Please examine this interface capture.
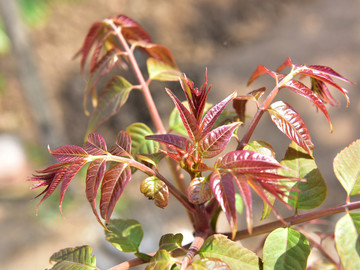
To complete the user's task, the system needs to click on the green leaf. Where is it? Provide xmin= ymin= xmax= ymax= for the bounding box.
xmin=146 ymin=249 xmax=177 ymax=270
xmin=263 ymin=228 xmax=310 ymax=270
xmin=235 ymin=193 xmax=243 ymax=215
xmin=199 ymin=234 xmax=260 ymax=270
xmin=147 ymin=57 xmax=181 ymax=81
xmin=159 ymin=233 xmax=184 ymax=252
xmin=192 ymin=258 xmax=231 ymax=269
xmin=280 ymin=141 xmax=326 ymax=210
xmin=335 ymin=212 xmax=360 ymax=270
xmin=244 ymin=141 xmax=275 ymax=158
xmin=105 ymin=219 xmax=143 ymax=252
xmin=87 ymin=76 xmax=134 ymax=133
xmin=333 ymin=139 xmax=360 ymax=196
xmin=260 ymin=191 xmax=275 ymax=220
xmin=126 ymin=123 xmax=159 ymax=157
xmin=49 ymin=246 xmax=98 ymax=270
xmin=140 ymin=176 xmax=169 ymax=208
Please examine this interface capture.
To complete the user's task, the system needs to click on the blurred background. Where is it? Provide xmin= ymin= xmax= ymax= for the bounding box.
xmin=0 ymin=0 xmax=359 ymax=269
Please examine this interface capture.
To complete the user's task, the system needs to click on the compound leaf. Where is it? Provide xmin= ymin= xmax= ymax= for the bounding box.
xmin=333 ymin=139 xmax=360 ymax=197
xmin=84 ymin=133 xmax=108 ymax=155
xmin=49 ymin=245 xmax=98 ymax=270
xmin=105 ymin=219 xmax=143 ymax=253
xmin=147 ymin=57 xmax=181 ymax=81
xmin=263 ymin=228 xmax=310 ymax=270
xmin=49 ymin=145 xmax=89 ymax=163
xmin=335 ymin=212 xmax=360 ymax=270
xmin=199 ymin=234 xmax=260 ymax=270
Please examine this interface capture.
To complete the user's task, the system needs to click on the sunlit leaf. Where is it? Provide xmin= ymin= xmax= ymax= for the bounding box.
xmin=134 ymin=42 xmax=177 ymax=67
xmin=188 ymin=177 xmax=213 ymax=204
xmin=333 ymin=139 xmax=360 ymax=197
xmin=260 ymin=191 xmax=276 ymax=221
xmin=192 ymin=258 xmax=230 ymax=270
xmin=280 ymin=141 xmax=326 ymax=210
xmin=210 ymin=172 xmax=237 ymax=239
xmin=199 ymin=234 xmax=260 ymax=270
xmin=276 ymin=57 xmax=293 ymax=72
xmin=283 ymin=80 xmax=333 ymax=132
xmin=136 ymin=152 xmax=167 ymax=168
xmin=166 ymin=88 xmax=200 ymax=141
xmin=243 ymin=141 xmax=275 ymax=158
xmin=263 ymin=228 xmax=310 ymax=270
xmin=100 ymin=163 xmax=131 ymax=223
xmin=146 ymin=249 xmax=177 ymax=270
xmin=146 ymin=134 xmax=192 ymax=151
xmin=49 ymin=245 xmax=98 ymax=270
xmin=126 ymin=123 xmax=159 ymax=157
xmin=147 ymin=57 xmax=181 ymax=81
xmin=87 ymin=76 xmax=134 ymax=133
xmin=140 ymin=176 xmax=169 ymax=208
xmin=268 ymin=101 xmax=314 ymax=156
xmin=199 ymin=122 xmax=241 ymax=159
xmin=235 ymin=193 xmax=243 ymax=214
xmin=335 ymin=212 xmax=360 ymax=270
xmin=200 ymin=91 xmax=237 ymax=137
xmin=247 ymin=64 xmax=282 ymax=86
xmin=159 ymin=233 xmax=183 ymax=252
xmin=105 ymin=219 xmax=143 ymax=253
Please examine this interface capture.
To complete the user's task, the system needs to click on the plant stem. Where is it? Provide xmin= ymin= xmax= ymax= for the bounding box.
xmin=180 ymin=231 xmax=207 ymax=270
xmin=107 ymin=254 xmax=154 ymax=270
xmin=106 ymin=19 xmax=189 ymax=197
xmin=225 ymin=201 xmax=360 ymax=241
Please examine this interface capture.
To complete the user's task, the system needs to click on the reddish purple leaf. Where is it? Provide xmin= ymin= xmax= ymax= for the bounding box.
xmin=59 ymin=161 xmax=87 ymax=214
xmin=296 ymin=66 xmax=350 ymax=106
xmin=110 ymin=130 xmax=132 ymax=156
xmin=200 ymin=91 xmax=237 ymax=137
xmin=247 ymin=65 xmax=284 ymax=86
xmin=146 ymin=134 xmax=193 ymax=151
xmin=188 ymin=177 xmax=213 ymax=204
xmin=49 ymin=145 xmax=88 ymax=163
xmin=307 ymin=65 xmax=354 ymax=84
xmin=84 ymin=132 xmax=108 ymax=155
xmin=216 ymin=150 xmax=285 ymax=172
xmin=268 ymin=101 xmax=314 ymax=156
xmin=210 ymin=171 xmax=237 ymax=238
xmin=166 ymin=88 xmax=200 ymax=141
xmin=276 ymin=57 xmax=293 ymax=72
xmin=100 ymin=163 xmax=131 ymax=223
xmin=199 ymin=122 xmax=241 ymax=159
xmin=310 ymin=78 xmax=339 ymax=107
xmin=135 ymin=43 xmax=178 ymax=68
xmin=284 ymin=80 xmax=333 ymax=131
xmin=232 ymin=174 xmax=253 ymax=233
xmin=86 ymin=159 xmax=106 ymax=226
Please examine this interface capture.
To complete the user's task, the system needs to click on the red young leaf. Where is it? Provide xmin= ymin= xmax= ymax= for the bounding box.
xmin=200 ymin=91 xmax=237 ymax=137
xmin=310 ymin=78 xmax=339 ymax=107
xmin=284 ymin=80 xmax=333 ymax=131
xmin=210 ymin=171 xmax=237 ymax=238
xmin=232 ymin=174 xmax=253 ymax=234
xmin=199 ymin=122 xmax=241 ymax=159
xmin=276 ymin=57 xmax=293 ymax=72
xmin=86 ymin=159 xmax=106 ymax=226
xmin=135 ymin=42 xmax=178 ymax=68
xmin=166 ymin=88 xmax=200 ymax=141
xmin=296 ymin=66 xmax=350 ymax=106
xmin=216 ymin=150 xmax=286 ymax=172
xmin=146 ymin=134 xmax=193 ymax=151
xmin=247 ymin=65 xmax=284 ymax=86
xmin=307 ymin=65 xmax=354 ymax=84
xmin=268 ymin=101 xmax=314 ymax=156
xmin=59 ymin=161 xmax=87 ymax=214
xmin=84 ymin=132 xmax=108 ymax=155
xmin=181 ymin=72 xmax=211 ymax=123
xmin=188 ymin=177 xmax=213 ymax=204
xmin=110 ymin=130 xmax=132 ymax=156
xmin=100 ymin=163 xmax=131 ymax=223
xmin=49 ymin=145 xmax=89 ymax=163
